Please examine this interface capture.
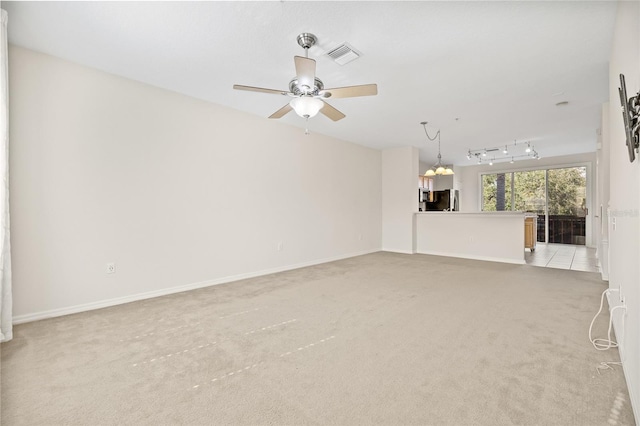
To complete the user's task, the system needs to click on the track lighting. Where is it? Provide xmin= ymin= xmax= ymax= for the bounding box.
xmin=467 ymin=140 xmax=538 ymax=165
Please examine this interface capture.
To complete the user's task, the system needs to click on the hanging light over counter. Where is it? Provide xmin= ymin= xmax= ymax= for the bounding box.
xmin=421 ymin=122 xmax=454 ymax=176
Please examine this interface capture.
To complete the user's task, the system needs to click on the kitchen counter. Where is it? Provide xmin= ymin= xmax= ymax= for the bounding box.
xmin=416 ymin=211 xmax=527 ymax=216
xmin=414 ymin=211 xmax=527 ymax=264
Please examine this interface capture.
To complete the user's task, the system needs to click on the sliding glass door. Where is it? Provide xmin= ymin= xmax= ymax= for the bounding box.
xmin=547 ymin=167 xmax=587 ymax=244
xmin=513 ymin=170 xmax=547 ymax=242
xmin=481 ymin=166 xmax=588 ymax=245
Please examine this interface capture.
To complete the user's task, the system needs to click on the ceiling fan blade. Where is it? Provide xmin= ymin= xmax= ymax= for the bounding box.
xmin=268 ymin=103 xmax=293 ymax=119
xmin=294 ymin=56 xmax=316 ymax=91
xmin=320 ymin=101 xmax=346 ymax=122
xmin=319 ymin=84 xmax=378 ymax=99
xmin=233 ymin=84 xmax=289 ymax=96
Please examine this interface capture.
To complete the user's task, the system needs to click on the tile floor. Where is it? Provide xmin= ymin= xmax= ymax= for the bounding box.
xmin=525 ymin=243 xmax=600 ymax=272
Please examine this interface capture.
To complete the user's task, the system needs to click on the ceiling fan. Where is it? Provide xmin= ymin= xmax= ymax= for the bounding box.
xmin=233 ymin=33 xmax=377 ymax=122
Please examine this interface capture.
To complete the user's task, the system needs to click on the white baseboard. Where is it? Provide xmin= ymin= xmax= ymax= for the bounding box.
xmin=416 ymin=250 xmax=526 ymax=265
xmin=621 ymin=356 xmax=640 ymax=426
xmin=381 ymin=248 xmax=415 ymax=255
xmin=13 ymin=248 xmax=379 ymax=325
xmin=608 ymin=295 xmax=639 ymax=425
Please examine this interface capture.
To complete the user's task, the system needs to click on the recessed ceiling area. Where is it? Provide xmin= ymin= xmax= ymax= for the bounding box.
xmin=2 ymin=1 xmax=616 ymax=166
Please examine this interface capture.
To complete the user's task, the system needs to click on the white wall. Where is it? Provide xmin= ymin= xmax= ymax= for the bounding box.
xmin=382 ymin=146 xmax=418 ymax=253
xmin=432 ymin=175 xmax=454 ymax=191
xmin=419 ymin=161 xmax=429 ymax=176
xmin=415 ymin=212 xmax=525 ymax=264
xmin=9 ymin=46 xmax=382 ymax=320
xmin=598 ymin=103 xmax=610 ymax=279
xmin=607 ymin=1 xmax=640 ymax=420
xmin=457 ymin=152 xmax=597 ymax=246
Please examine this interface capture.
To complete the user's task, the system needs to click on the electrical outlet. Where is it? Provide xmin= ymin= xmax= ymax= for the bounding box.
xmin=106 ymin=263 xmax=115 ymax=274
xmin=277 ymin=242 xmax=283 ymax=252
xmin=358 ymin=233 xmax=363 ymax=241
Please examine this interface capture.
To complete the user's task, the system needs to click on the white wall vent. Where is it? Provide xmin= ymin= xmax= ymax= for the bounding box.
xmin=326 ymin=43 xmax=361 ymax=65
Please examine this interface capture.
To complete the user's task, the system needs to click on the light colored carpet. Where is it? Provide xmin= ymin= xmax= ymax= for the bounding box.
xmin=0 ymin=252 xmax=634 ymax=425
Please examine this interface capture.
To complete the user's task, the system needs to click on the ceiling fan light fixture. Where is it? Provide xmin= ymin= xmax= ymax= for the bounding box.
xmin=234 ymin=33 xmax=377 ymax=124
xmin=290 ymin=96 xmax=324 ymax=118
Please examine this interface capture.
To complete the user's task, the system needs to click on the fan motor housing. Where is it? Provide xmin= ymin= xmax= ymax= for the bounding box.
xmin=297 ymin=33 xmax=317 ymax=50
xmin=289 ymin=77 xmax=324 ymax=96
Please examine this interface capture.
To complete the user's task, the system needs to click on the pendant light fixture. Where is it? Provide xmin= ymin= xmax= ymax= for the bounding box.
xmin=421 ymin=122 xmax=454 ymax=176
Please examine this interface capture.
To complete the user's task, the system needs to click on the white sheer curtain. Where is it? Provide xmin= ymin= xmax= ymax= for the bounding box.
xmin=0 ymin=8 xmax=12 ymax=343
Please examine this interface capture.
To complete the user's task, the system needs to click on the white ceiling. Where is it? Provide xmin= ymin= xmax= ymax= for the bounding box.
xmin=2 ymin=1 xmax=616 ymax=166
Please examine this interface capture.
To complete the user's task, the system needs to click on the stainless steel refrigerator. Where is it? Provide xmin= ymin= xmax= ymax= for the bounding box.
xmin=420 ymin=189 xmax=459 ymax=211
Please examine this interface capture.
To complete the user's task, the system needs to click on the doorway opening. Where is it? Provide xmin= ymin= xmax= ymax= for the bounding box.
xmin=481 ymin=166 xmax=588 ymax=245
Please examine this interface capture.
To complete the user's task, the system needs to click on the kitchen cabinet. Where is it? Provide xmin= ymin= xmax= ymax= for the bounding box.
xmin=418 ymin=176 xmax=433 ymax=190
xmin=525 ymin=216 xmax=536 ymax=251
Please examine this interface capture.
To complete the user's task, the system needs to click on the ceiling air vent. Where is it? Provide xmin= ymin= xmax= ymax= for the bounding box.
xmin=326 ymin=43 xmax=361 ymax=66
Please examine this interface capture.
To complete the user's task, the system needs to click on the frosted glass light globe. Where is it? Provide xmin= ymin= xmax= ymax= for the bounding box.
xmin=290 ymin=96 xmax=324 ymax=118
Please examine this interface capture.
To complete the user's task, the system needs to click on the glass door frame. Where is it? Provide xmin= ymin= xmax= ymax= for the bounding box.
xmin=545 ymin=169 xmax=549 ymax=244
xmin=478 ymin=162 xmax=592 ymax=245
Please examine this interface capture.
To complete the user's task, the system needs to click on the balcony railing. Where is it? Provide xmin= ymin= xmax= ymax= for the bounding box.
xmin=536 ymin=215 xmax=586 ymax=245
